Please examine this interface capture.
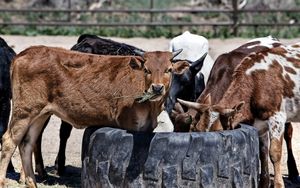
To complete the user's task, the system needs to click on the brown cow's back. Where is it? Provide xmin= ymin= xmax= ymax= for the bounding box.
xmin=11 ymin=46 xmax=148 ymax=130
xmin=199 ymin=38 xmax=280 ymax=104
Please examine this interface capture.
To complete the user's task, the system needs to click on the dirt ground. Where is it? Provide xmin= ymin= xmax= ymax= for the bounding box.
xmin=2 ymin=35 xmax=300 ymax=187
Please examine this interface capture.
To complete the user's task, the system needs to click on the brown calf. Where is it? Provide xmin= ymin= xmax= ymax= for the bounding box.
xmin=0 ymin=46 xmax=186 ymax=188
xmin=175 ymin=36 xmax=281 ymax=131
xmin=179 ymin=42 xmax=300 ymax=187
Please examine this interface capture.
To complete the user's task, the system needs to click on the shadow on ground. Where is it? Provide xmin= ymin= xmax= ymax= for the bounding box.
xmin=283 ymin=176 xmax=300 ymax=188
xmin=7 ymin=165 xmax=81 ymax=188
xmin=6 ymin=166 xmax=300 ymax=188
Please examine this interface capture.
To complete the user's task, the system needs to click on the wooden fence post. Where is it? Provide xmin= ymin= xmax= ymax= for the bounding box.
xmin=150 ymin=0 xmax=154 ymax=23
xmin=67 ymin=0 xmax=71 ymax=22
xmin=232 ymin=0 xmax=238 ymax=36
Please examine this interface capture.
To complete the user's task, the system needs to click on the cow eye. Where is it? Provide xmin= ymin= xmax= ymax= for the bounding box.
xmin=144 ymin=68 xmax=151 ymax=74
xmin=165 ymin=68 xmax=172 ymax=73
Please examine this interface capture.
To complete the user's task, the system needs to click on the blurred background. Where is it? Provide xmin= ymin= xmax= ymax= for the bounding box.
xmin=1 ymin=0 xmax=300 ymax=38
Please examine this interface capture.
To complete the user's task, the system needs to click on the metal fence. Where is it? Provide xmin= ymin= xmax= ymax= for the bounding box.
xmin=0 ymin=0 xmax=300 ymax=36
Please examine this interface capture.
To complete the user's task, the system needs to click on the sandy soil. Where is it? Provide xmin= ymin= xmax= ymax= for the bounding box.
xmin=1 ymin=35 xmax=300 ymax=187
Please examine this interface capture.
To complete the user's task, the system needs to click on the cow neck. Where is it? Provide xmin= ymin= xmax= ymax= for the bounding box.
xmin=150 ymin=99 xmax=164 ymax=121
xmin=217 ymin=72 xmax=253 ymax=124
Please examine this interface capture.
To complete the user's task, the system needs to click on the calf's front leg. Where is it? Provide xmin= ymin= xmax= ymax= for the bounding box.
xmin=19 ymin=114 xmax=50 ymax=188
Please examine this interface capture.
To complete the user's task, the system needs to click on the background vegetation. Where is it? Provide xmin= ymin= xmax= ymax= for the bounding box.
xmin=0 ymin=0 xmax=300 ymax=38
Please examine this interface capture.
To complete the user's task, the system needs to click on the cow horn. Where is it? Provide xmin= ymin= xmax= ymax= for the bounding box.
xmin=134 ymin=49 xmax=145 ymax=57
xmin=238 ymin=0 xmax=247 ymax=9
xmin=190 ymin=52 xmax=207 ymax=72
xmin=177 ymin=98 xmax=202 ymax=110
xmin=219 ymin=108 xmax=235 ymax=117
xmin=172 ymin=49 xmax=183 ymax=59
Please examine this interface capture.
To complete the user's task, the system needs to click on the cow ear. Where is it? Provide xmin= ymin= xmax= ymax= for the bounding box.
xmin=234 ymin=101 xmax=244 ymax=112
xmin=173 ymin=61 xmax=190 ymax=74
xmin=190 ymin=52 xmax=207 ymax=74
xmin=202 ymin=93 xmax=211 ymax=105
xmin=129 ymin=57 xmax=143 ymax=70
xmin=216 ymin=101 xmax=244 ymax=117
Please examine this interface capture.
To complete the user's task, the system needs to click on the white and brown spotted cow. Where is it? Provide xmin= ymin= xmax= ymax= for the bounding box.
xmin=179 ymin=42 xmax=300 ymax=187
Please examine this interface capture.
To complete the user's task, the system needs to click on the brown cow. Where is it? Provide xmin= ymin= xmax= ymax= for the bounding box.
xmin=0 ymin=45 xmax=186 ymax=188
xmin=178 ymin=42 xmax=300 ymax=187
xmin=174 ymin=36 xmax=281 ymax=131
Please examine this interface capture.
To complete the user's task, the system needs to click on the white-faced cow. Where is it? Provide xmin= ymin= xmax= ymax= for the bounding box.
xmin=178 ymin=41 xmax=300 ymax=187
xmin=0 ymin=46 xmax=185 ymax=188
xmin=165 ymin=31 xmax=213 ymax=118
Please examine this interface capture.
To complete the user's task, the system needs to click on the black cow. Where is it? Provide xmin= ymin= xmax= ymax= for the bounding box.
xmin=71 ymin=33 xmax=143 ymax=55
xmin=164 ymin=55 xmax=206 ymax=115
xmin=0 ymin=37 xmax=16 ymax=173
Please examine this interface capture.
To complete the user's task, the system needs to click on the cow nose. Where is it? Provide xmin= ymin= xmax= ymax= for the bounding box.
xmin=152 ymin=84 xmax=164 ymax=94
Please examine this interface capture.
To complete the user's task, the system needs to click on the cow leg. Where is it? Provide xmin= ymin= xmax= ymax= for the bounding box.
xmin=33 ymin=116 xmax=50 ymax=178
xmin=259 ymin=132 xmax=270 ymax=188
xmin=54 ymin=121 xmax=73 ymax=175
xmin=269 ymin=135 xmax=284 ymax=188
xmin=0 ymin=98 xmax=14 ymax=173
xmin=254 ymin=119 xmax=270 ymax=188
xmin=19 ymin=114 xmax=50 ymax=188
xmin=19 ymin=117 xmax=50 ymax=184
xmin=284 ymin=122 xmax=300 ymax=183
xmin=268 ymin=113 xmax=285 ymax=188
xmin=19 ymin=137 xmax=37 ymax=188
xmin=0 ymin=98 xmax=10 ymax=139
xmin=0 ymin=117 xmax=31 ymax=188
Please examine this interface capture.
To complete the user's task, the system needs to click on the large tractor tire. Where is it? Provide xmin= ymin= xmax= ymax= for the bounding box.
xmin=81 ymin=124 xmax=259 ymax=188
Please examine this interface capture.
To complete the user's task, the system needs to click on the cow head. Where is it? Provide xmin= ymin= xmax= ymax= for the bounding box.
xmin=134 ymin=49 xmax=186 ymax=102
xmin=177 ymin=94 xmax=244 ymax=131
xmin=165 ymin=53 xmax=207 ymax=114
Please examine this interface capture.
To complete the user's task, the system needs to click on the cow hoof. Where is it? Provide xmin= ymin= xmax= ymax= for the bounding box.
xmin=19 ymin=170 xmax=25 ymax=184
xmin=54 ymin=159 xmax=66 ymax=176
xmin=0 ymin=178 xmax=5 ymax=188
xmin=81 ymin=124 xmax=260 ymax=187
xmin=54 ymin=168 xmax=65 ymax=176
xmin=25 ymin=177 xmax=37 ymax=188
xmin=274 ymin=182 xmax=284 ymax=188
xmin=259 ymin=174 xmax=270 ymax=188
xmin=35 ymin=166 xmax=47 ymax=179
xmin=37 ymin=170 xmax=48 ymax=180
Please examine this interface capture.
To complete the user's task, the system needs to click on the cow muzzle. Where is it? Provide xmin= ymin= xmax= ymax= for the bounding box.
xmin=148 ymin=84 xmax=165 ymax=101
xmin=135 ymin=84 xmax=165 ymax=103
xmin=152 ymin=84 xmax=164 ymax=95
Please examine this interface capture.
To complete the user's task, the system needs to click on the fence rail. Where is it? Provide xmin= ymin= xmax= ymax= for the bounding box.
xmin=0 ymin=0 xmax=299 ymax=36
xmin=1 ymin=8 xmax=300 ymax=13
